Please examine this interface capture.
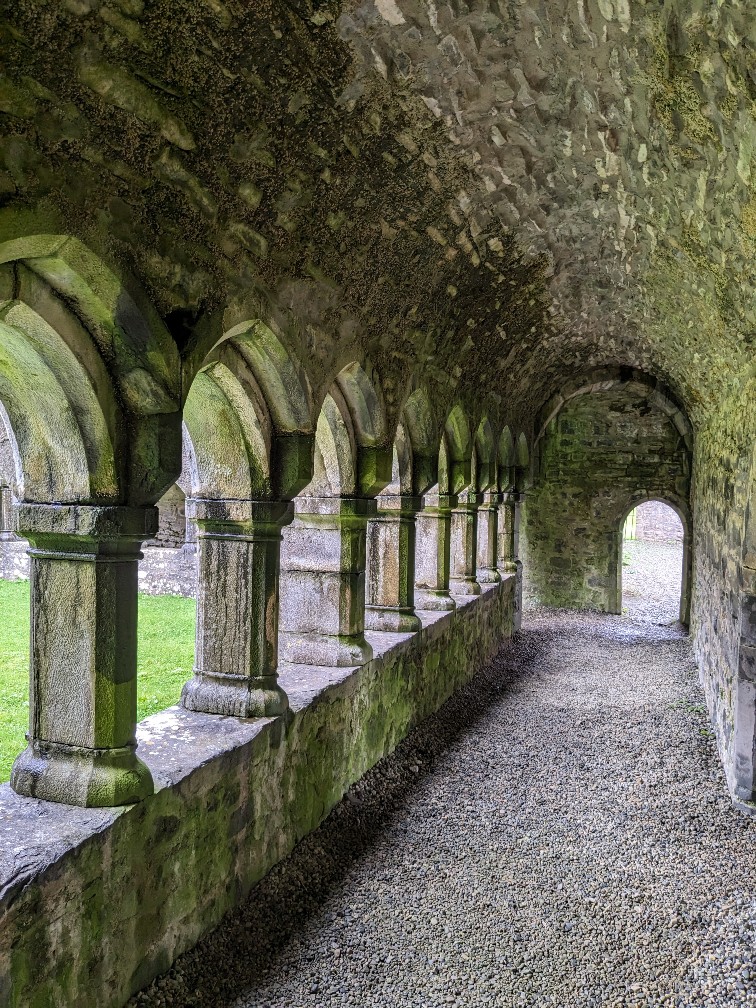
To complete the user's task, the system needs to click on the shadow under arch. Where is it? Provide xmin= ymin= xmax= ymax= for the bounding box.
xmin=615 ymin=493 xmax=692 ymax=628
xmin=498 ymin=426 xmax=515 ymax=492
xmin=400 ymin=384 xmax=439 ymax=495
xmin=534 ymin=367 xmax=693 ymax=456
xmin=442 ymin=403 xmax=473 ymax=493
xmin=475 ymin=417 xmax=496 ymax=491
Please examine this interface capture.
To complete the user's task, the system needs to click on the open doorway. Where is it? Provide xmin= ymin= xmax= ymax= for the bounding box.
xmin=619 ymin=500 xmax=690 ymax=626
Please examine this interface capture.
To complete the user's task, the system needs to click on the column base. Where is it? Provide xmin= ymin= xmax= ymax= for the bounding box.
xmin=279 ymin=631 xmax=373 ymax=667
xmin=10 ymin=739 xmax=153 ymax=807
xmin=415 ymin=589 xmax=456 ymax=611
xmin=498 ymin=561 xmax=520 ymax=575
xmin=365 ymin=606 xmax=422 ymax=633
xmin=450 ymin=577 xmax=482 ymax=596
xmin=477 ymin=567 xmax=501 ymax=584
xmin=181 ymin=671 xmax=289 ymax=718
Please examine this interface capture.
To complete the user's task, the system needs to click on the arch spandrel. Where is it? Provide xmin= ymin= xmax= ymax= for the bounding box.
xmin=398 ymin=384 xmax=439 ymax=495
xmin=304 ymin=390 xmax=357 ymax=499
xmin=183 ymin=366 xmax=271 ymax=501
xmin=0 ymin=300 xmax=118 ymax=502
xmin=223 ymin=320 xmax=314 ymax=435
xmin=475 ymin=417 xmax=496 ymax=492
xmin=443 ymin=404 xmax=472 ymax=493
xmin=498 ymin=426 xmax=515 ymax=492
xmin=332 ymin=361 xmax=391 ymax=497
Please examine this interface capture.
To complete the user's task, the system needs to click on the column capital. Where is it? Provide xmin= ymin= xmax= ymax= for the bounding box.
xmin=375 ymin=493 xmax=423 ymax=517
xmin=420 ymin=492 xmax=458 ymax=513
xmin=293 ymin=496 xmax=377 ymax=522
xmin=478 ymin=490 xmax=502 ymax=507
xmin=453 ymin=489 xmax=481 ymax=510
xmin=186 ymin=498 xmax=293 ymax=535
xmin=14 ymin=503 xmax=158 ymax=549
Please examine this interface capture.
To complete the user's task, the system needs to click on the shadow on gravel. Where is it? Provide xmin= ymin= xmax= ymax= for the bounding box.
xmin=130 ymin=629 xmax=547 ymax=1008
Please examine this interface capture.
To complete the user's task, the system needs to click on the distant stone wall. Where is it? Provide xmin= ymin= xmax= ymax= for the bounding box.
xmin=138 ymin=547 xmax=196 ymax=598
xmin=145 ymin=483 xmax=187 ymax=550
xmin=634 ymin=500 xmax=684 ymax=542
xmin=522 ymin=382 xmax=691 ymax=615
xmin=0 ymin=540 xmax=196 ymax=598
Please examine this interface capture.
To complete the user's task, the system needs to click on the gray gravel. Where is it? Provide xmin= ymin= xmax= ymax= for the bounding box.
xmin=131 ymin=551 xmax=755 ymax=1008
xmin=621 ymin=540 xmax=684 ymax=624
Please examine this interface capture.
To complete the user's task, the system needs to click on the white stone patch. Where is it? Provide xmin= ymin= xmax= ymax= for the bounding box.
xmin=374 ymin=0 xmax=404 ymax=25
xmin=598 ymin=0 xmax=630 ymax=33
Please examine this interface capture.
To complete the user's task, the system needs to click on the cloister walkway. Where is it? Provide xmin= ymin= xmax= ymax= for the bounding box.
xmin=131 ymin=550 xmax=756 ymax=1008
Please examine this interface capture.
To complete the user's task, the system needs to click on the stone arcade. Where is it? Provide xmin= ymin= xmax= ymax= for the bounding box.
xmin=0 ymin=1 xmax=754 ymax=1006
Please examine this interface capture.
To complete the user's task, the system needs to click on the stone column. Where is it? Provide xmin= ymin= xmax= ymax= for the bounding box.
xmin=476 ymin=490 xmax=501 ymax=584
xmin=181 ymin=499 xmax=292 ymax=719
xmin=0 ymin=485 xmax=14 ymax=540
xmin=414 ymin=492 xmax=456 ymax=611
xmin=365 ymin=493 xmax=422 ymax=633
xmin=497 ymin=492 xmax=522 ymax=575
xmin=449 ymin=490 xmax=481 ymax=596
xmin=279 ymin=496 xmax=375 ymax=666
xmin=10 ymin=504 xmax=157 ymax=807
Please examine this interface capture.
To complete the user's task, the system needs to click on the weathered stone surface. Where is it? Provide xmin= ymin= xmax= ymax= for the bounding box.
xmin=0 ymin=576 xmax=517 ymax=1008
xmin=522 ymin=376 xmax=692 ymax=620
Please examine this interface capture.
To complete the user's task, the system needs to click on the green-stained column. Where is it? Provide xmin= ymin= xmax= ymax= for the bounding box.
xmin=414 ymin=492 xmax=457 ymax=611
xmin=476 ymin=490 xmax=501 ymax=585
xmin=10 ymin=504 xmax=157 ymax=807
xmin=0 ymin=485 xmax=13 ymax=539
xmin=449 ymin=489 xmax=481 ymax=596
xmin=279 ymin=497 xmax=375 ymax=666
xmin=181 ymin=499 xmax=291 ymax=718
xmin=365 ymin=494 xmax=422 ymax=632
xmin=497 ymin=492 xmax=522 ymax=575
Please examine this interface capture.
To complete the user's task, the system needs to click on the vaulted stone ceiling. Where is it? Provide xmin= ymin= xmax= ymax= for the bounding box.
xmin=1 ymin=0 xmax=754 ymax=430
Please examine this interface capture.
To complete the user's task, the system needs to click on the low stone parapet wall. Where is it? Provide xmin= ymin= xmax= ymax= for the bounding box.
xmin=0 ymin=574 xmax=518 ymax=1008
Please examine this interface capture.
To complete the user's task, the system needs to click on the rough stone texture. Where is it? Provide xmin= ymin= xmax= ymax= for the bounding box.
xmin=137 ymin=545 xmax=196 ymax=598
xmin=522 ymin=379 xmax=691 ymax=616
xmin=0 ymin=576 xmax=516 ymax=1008
xmin=634 ymin=499 xmax=685 ymax=542
xmin=695 ymin=390 xmax=756 ymax=809
xmin=0 ymin=539 xmax=198 ymax=597
xmin=145 ymin=482 xmax=186 ymax=549
xmin=128 ymin=605 xmax=756 ymax=1008
xmin=0 ymin=0 xmax=753 ymax=993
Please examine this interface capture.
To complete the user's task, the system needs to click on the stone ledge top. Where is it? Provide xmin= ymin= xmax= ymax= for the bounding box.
xmin=0 ymin=575 xmax=515 ymax=915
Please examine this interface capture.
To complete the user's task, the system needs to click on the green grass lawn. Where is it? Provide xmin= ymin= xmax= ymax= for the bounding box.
xmin=0 ymin=580 xmax=195 ymax=783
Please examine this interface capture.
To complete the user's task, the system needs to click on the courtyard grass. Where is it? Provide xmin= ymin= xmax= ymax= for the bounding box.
xmin=0 ymin=580 xmax=195 ymax=783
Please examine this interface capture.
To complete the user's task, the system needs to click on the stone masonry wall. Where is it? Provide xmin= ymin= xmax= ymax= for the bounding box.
xmin=692 ymin=386 xmax=756 ymax=804
xmin=634 ymin=500 xmax=684 ymax=543
xmin=0 ymin=540 xmax=196 ymax=598
xmin=0 ymin=576 xmax=517 ymax=1008
xmin=522 ymin=385 xmax=691 ymax=614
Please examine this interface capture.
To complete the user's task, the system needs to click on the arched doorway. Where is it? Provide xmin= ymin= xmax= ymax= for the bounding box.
xmin=618 ymin=498 xmax=691 ymax=627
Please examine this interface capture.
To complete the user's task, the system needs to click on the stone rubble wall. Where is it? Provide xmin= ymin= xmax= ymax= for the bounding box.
xmin=0 ymin=540 xmax=196 ymax=598
xmin=0 ymin=576 xmax=518 ymax=1008
xmin=521 ymin=384 xmax=690 ymax=614
xmin=692 ymin=388 xmax=756 ymax=806
xmin=634 ymin=500 xmax=684 ymax=543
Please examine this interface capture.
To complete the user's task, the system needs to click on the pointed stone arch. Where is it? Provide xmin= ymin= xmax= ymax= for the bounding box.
xmin=0 ymin=231 xmax=182 ymax=504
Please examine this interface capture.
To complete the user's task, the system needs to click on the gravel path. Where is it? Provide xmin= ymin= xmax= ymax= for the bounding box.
xmin=621 ymin=540 xmax=684 ymax=624
xmin=132 ymin=550 xmax=756 ymax=1008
